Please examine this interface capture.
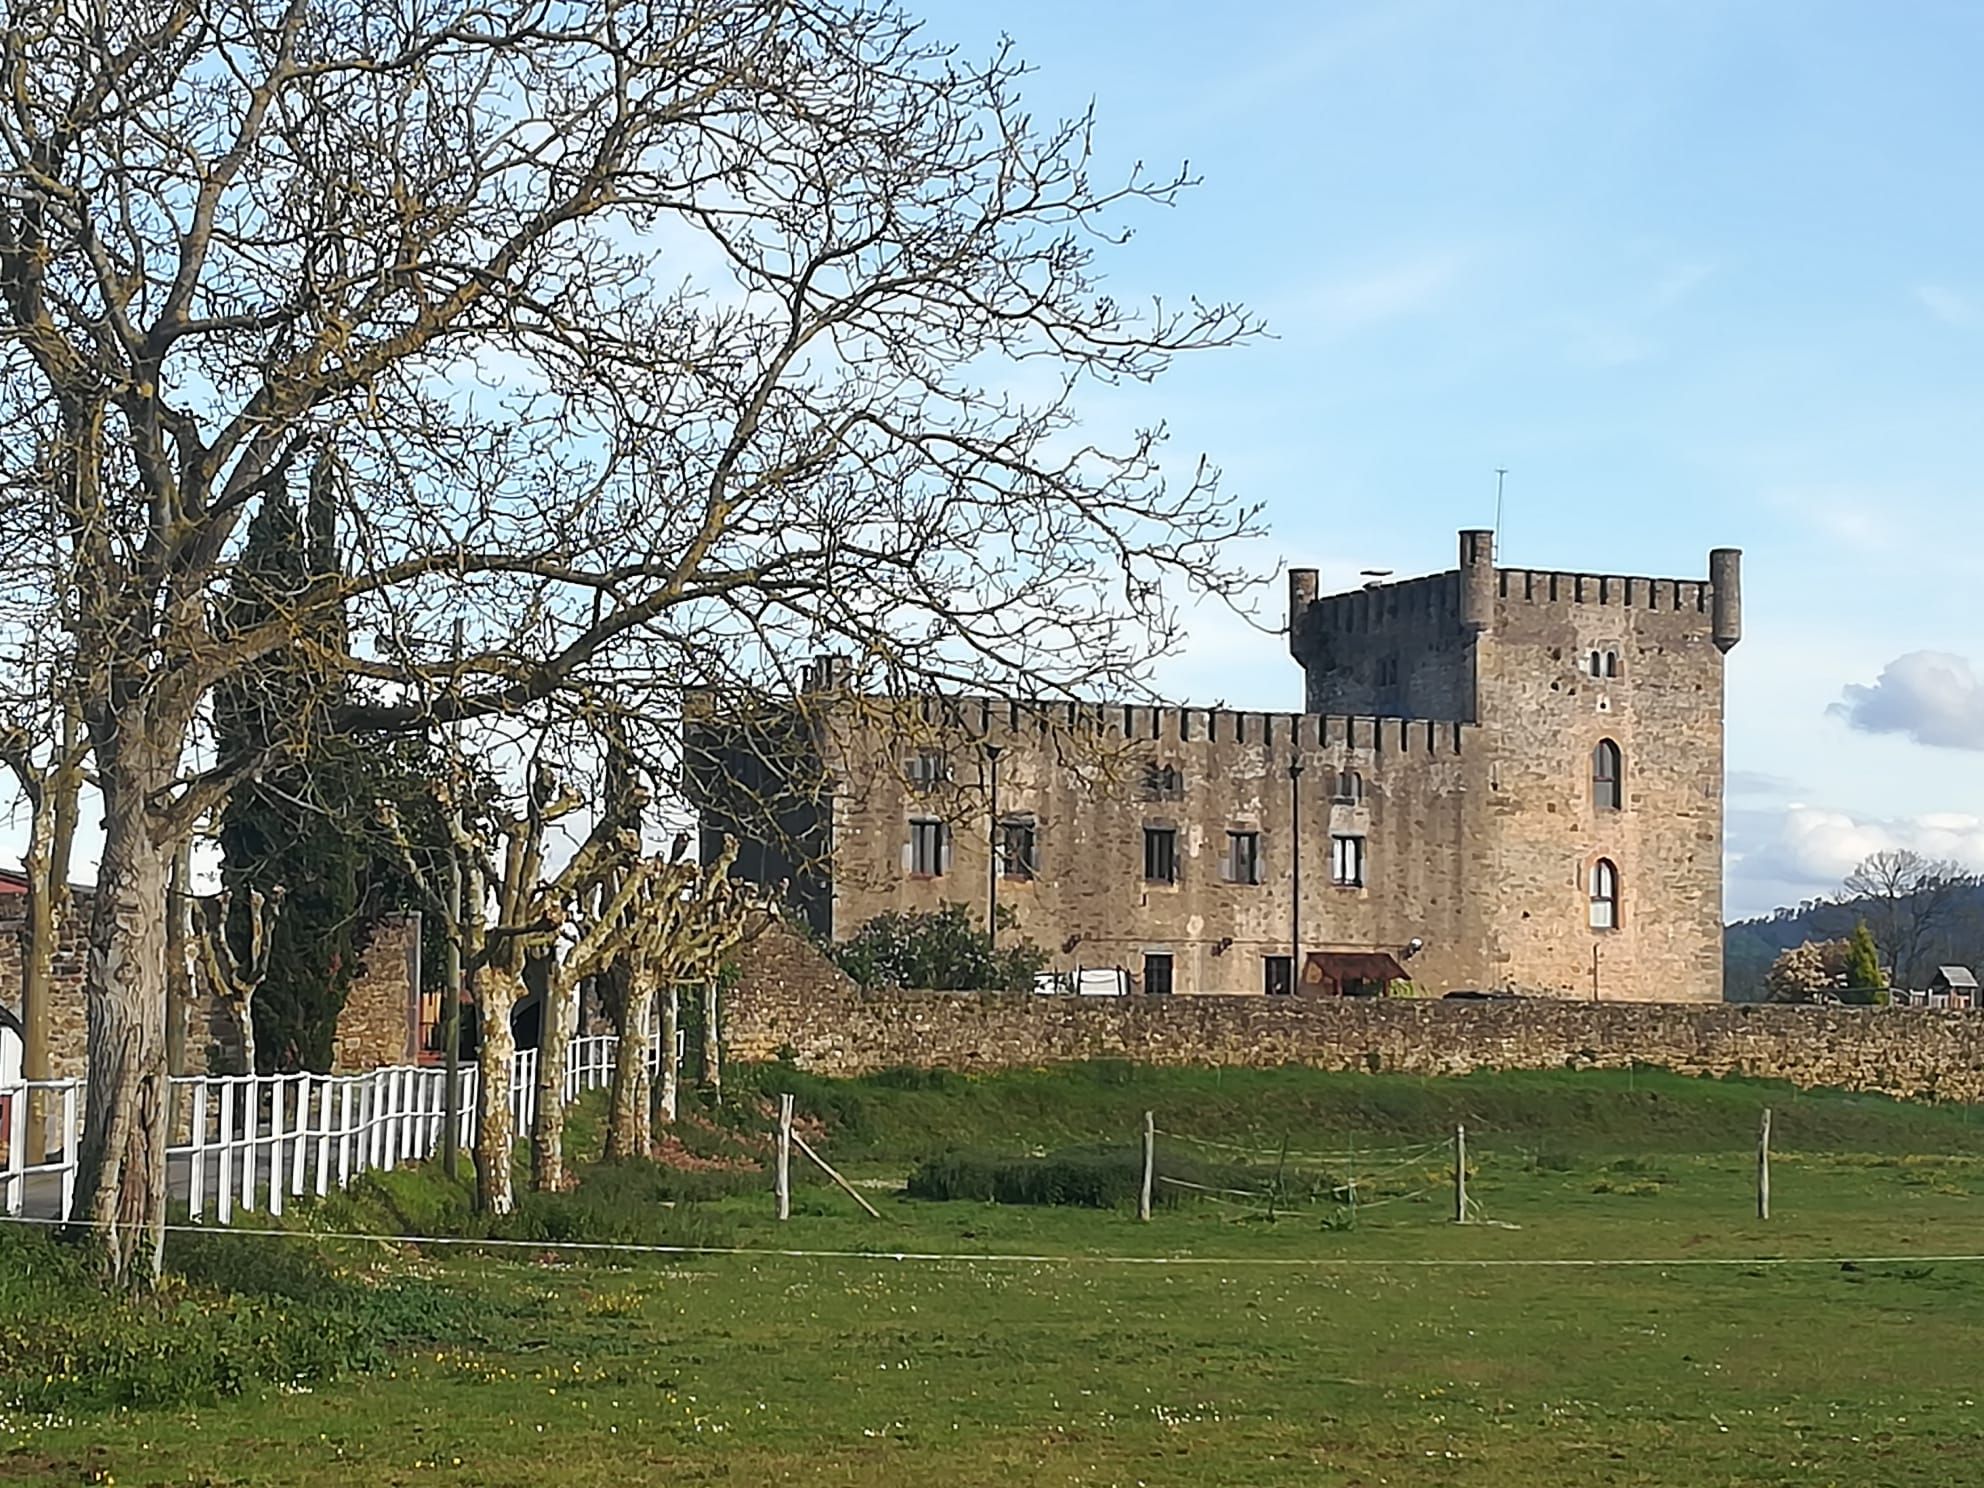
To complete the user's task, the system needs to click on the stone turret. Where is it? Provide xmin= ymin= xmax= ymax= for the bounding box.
xmin=1709 ymin=548 xmax=1743 ymax=653
xmin=1458 ymin=529 xmax=1495 ymax=633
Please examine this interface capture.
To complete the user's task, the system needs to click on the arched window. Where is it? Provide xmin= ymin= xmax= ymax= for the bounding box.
xmin=1589 ymin=858 xmax=1620 ymax=929
xmin=1332 ymin=768 xmax=1364 ymax=805
xmin=1587 ymin=650 xmax=1603 ymax=678
xmin=1604 ymin=650 xmax=1620 ymax=678
xmin=1592 ymin=739 xmax=1623 ymax=811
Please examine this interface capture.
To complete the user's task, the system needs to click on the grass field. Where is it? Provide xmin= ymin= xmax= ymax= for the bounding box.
xmin=7 ymin=1066 xmax=1984 ymax=1486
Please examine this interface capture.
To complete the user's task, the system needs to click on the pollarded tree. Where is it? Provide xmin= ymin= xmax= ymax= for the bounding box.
xmin=0 ymin=1 xmax=1260 ymax=1283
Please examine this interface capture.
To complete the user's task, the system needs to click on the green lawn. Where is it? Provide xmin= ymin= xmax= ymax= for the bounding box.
xmin=7 ymin=1067 xmax=1984 ymax=1486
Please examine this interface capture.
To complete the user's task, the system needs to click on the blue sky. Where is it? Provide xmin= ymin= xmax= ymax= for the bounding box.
xmin=923 ymin=0 xmax=1984 ymax=917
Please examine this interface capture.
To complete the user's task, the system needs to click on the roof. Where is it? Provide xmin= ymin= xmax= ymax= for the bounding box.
xmin=1304 ymin=950 xmax=1409 ymax=985
xmin=1933 ymin=966 xmax=1979 ymax=990
xmin=0 ymin=867 xmax=26 ymax=894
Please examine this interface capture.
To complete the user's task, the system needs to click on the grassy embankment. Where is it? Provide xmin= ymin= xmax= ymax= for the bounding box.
xmin=6 ymin=1064 xmax=1984 ymax=1486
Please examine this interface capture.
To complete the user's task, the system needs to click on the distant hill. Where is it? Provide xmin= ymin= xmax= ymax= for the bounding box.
xmin=1724 ymin=883 xmax=1984 ymax=1002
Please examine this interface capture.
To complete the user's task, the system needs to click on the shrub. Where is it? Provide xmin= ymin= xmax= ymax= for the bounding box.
xmin=907 ymin=1146 xmax=1181 ymax=1209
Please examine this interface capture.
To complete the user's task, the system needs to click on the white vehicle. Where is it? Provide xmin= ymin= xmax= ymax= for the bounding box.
xmin=1032 ymin=967 xmax=1129 ymax=996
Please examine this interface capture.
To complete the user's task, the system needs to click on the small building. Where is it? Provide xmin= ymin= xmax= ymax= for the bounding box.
xmin=1929 ymin=967 xmax=1979 ymax=1010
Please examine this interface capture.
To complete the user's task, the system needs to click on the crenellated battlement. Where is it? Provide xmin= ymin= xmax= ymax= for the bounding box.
xmin=942 ymin=696 xmax=1468 ymax=756
xmin=1288 ymin=531 xmax=1742 ymax=655
xmin=1495 ymin=567 xmax=1709 ymax=612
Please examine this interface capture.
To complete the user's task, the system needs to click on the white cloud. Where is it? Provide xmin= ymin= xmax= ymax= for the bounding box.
xmin=1831 ymin=651 xmax=1984 ymax=751
xmin=1914 ymin=284 xmax=1980 ymax=328
xmin=1728 ymin=801 xmax=1984 ymax=915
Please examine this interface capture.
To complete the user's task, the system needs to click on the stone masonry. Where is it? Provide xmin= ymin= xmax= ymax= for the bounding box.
xmin=727 ymin=975 xmax=1984 ymax=1105
xmin=0 ymin=895 xmax=421 ymax=1077
xmin=695 ymin=530 xmax=1741 ymax=1002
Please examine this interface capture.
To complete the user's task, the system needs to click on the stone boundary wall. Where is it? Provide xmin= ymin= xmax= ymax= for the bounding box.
xmin=727 ymin=982 xmax=1984 ymax=1103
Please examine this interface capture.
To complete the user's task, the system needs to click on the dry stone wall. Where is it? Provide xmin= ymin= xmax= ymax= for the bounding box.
xmin=728 ymin=978 xmax=1984 ymax=1104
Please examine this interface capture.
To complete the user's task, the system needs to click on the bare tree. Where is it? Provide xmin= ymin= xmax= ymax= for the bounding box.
xmin=0 ymin=705 xmax=84 ymax=1156
xmin=0 ymin=1 xmax=1259 ymax=1282
xmin=597 ymin=838 xmax=764 ymax=1160
xmin=1843 ymin=851 xmax=1981 ymax=991
xmin=192 ymin=886 xmax=286 ymax=1076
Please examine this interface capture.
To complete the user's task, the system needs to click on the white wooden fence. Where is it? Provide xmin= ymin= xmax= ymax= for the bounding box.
xmin=1 ymin=1034 xmax=640 ymax=1225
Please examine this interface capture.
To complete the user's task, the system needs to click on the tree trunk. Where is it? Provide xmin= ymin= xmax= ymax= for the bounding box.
xmin=529 ymin=959 xmax=573 ymax=1192
xmin=18 ymin=774 xmax=57 ymax=1159
xmin=164 ymin=842 xmax=192 ymax=1079
xmin=605 ymin=974 xmax=653 ymax=1160
xmin=71 ymin=770 xmax=173 ymax=1286
xmin=701 ymin=980 xmax=721 ymax=1105
xmin=474 ymin=968 xmax=521 ymax=1216
xmin=657 ymin=983 xmax=679 ymax=1125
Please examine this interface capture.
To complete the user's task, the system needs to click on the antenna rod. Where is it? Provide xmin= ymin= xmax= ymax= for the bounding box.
xmin=1493 ymin=467 xmax=1507 ymax=552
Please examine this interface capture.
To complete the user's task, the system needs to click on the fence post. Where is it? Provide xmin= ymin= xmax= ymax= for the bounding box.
xmin=268 ymin=1077 xmax=285 ymax=1218
xmin=1454 ymin=1124 xmax=1468 ymax=1224
xmin=338 ymin=1080 xmax=355 ymax=1186
xmin=241 ymin=1078 xmax=259 ymax=1214
xmin=218 ymin=1081 xmax=236 ymax=1224
xmin=315 ymin=1080 xmax=333 ymax=1196
xmin=1757 ymin=1107 xmax=1771 ymax=1221
xmin=290 ymin=1077 xmax=309 ymax=1197
xmin=3 ymin=1082 xmax=26 ymax=1217
xmin=1139 ymin=1111 xmax=1154 ymax=1223
xmin=58 ymin=1083 xmax=77 ymax=1224
xmin=776 ymin=1093 xmax=794 ymax=1221
xmin=190 ymin=1080 xmax=209 ymax=1222
xmin=368 ymin=1071 xmax=385 ymax=1172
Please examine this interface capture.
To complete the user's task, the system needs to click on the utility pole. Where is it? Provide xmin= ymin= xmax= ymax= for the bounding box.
xmin=1289 ymin=757 xmax=1305 ymax=991
xmin=985 ymin=742 xmax=1003 ymax=946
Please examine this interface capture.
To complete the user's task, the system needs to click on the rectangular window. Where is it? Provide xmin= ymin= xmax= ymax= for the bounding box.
xmin=1141 ymin=762 xmax=1183 ymax=800
xmin=1263 ymin=955 xmax=1293 ymax=997
xmin=1224 ymin=829 xmax=1261 ymax=885
xmin=906 ymin=750 xmax=948 ymax=789
xmin=1143 ymin=952 xmax=1175 ymax=997
xmin=909 ymin=818 xmax=948 ymax=876
xmin=998 ymin=818 xmax=1037 ymax=880
xmin=1330 ymin=833 xmax=1366 ymax=887
xmin=1143 ymin=826 xmax=1178 ymax=884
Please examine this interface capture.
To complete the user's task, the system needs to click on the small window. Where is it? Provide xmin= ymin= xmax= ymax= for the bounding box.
xmin=906 ymin=750 xmax=948 ymax=789
xmin=1330 ymin=833 xmax=1365 ymax=887
xmin=998 ymin=818 xmax=1037 ymax=880
xmin=1605 ymin=650 xmax=1620 ymax=678
xmin=1332 ymin=769 xmax=1364 ymax=806
xmin=1589 ymin=858 xmax=1620 ymax=929
xmin=1224 ymin=830 xmax=1262 ymax=885
xmin=1141 ymin=762 xmax=1183 ymax=801
xmin=1143 ymin=826 xmax=1179 ymax=884
xmin=1263 ymin=955 xmax=1293 ymax=997
xmin=909 ymin=818 xmax=948 ymax=876
xmin=1592 ymin=739 xmax=1623 ymax=811
xmin=1143 ymin=952 xmax=1175 ymax=997
xmin=1587 ymin=650 xmax=1604 ymax=678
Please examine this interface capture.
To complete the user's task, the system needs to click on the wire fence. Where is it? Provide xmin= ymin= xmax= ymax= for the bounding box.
xmin=0 ymin=1034 xmax=641 ymax=1225
xmin=1149 ymin=1125 xmax=1460 ymax=1220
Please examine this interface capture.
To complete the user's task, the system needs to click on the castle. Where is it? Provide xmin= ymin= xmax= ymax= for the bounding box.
xmin=691 ymin=530 xmax=1741 ymax=1002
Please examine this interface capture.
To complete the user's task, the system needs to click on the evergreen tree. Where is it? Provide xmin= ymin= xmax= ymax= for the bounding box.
xmin=1843 ymin=920 xmax=1889 ymax=1006
xmin=213 ymin=458 xmax=452 ymax=1072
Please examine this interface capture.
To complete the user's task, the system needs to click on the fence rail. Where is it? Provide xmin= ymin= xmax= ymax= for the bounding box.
xmin=1 ymin=1034 xmax=641 ymax=1225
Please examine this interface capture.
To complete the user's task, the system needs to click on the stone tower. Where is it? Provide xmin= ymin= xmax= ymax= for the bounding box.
xmin=1288 ymin=531 xmax=1741 ymax=1000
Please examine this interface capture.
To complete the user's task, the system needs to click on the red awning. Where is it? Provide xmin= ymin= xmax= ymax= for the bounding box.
xmin=1303 ymin=951 xmax=1409 ymax=986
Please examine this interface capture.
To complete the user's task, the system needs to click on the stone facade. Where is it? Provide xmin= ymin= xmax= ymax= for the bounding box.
xmin=0 ymin=894 xmax=421 ymax=1078
xmin=727 ymin=978 xmax=1984 ymax=1105
xmin=694 ymin=530 xmax=1739 ymax=1002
